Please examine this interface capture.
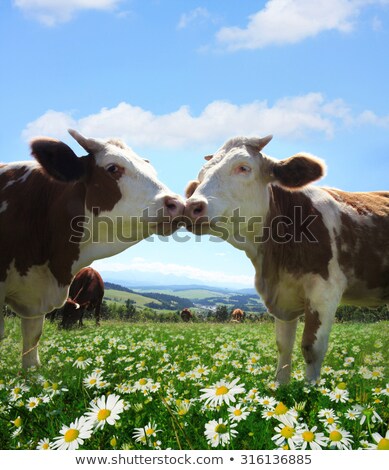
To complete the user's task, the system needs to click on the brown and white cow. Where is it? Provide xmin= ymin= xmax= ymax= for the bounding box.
xmin=185 ymin=135 xmax=389 ymax=384
xmin=231 ymin=308 xmax=244 ymax=323
xmin=0 ymin=130 xmax=184 ymax=368
xmin=61 ymin=267 xmax=104 ymax=329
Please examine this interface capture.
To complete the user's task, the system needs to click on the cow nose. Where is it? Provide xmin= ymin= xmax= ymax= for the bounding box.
xmin=164 ymin=196 xmax=185 ymax=218
xmin=185 ymin=199 xmax=208 ymax=221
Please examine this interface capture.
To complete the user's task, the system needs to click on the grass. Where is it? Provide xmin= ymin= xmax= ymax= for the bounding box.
xmin=104 ymin=289 xmax=162 ymax=307
xmin=0 ymin=319 xmax=388 ymax=450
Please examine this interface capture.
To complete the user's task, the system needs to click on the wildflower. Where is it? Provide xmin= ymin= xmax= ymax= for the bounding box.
xmin=344 ymin=407 xmax=361 ymax=421
xmin=52 ymin=416 xmax=93 ymax=450
xmin=228 ymin=404 xmax=250 ymax=422
xmin=132 ymin=377 xmax=152 ymax=392
xmin=204 ymin=418 xmax=238 ymax=448
xmin=258 ymin=396 xmax=277 ymax=408
xmin=133 ymin=421 xmax=161 ymax=446
xmin=329 ymin=387 xmax=349 ymax=403
xmin=273 ymin=402 xmax=298 ymax=426
xmin=367 ymin=430 xmax=389 ymax=450
xmin=175 ymin=400 xmax=191 ymax=417
xmin=73 ymin=356 xmax=92 ymax=369
xmin=26 ymin=397 xmax=40 ymax=412
xmin=327 ymin=425 xmax=353 ymax=450
xmin=85 ymin=394 xmax=125 ymax=430
xmin=297 ymin=425 xmax=328 ymax=450
xmin=200 ymin=377 xmax=245 ymax=407
xmin=83 ymin=372 xmax=103 ymax=389
xmin=36 ymin=438 xmax=53 ymax=450
xmin=272 ymin=423 xmax=301 ymax=449
xmin=318 ymin=408 xmax=340 ymax=428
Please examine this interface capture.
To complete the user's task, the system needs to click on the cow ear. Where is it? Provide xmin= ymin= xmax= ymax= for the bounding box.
xmin=31 ymin=137 xmax=86 ymax=182
xmin=271 ymin=153 xmax=326 ymax=189
xmin=185 ymin=180 xmax=200 ymax=198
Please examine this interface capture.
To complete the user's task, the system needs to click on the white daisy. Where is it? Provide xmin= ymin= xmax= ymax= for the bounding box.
xmin=228 ymin=404 xmax=250 ymax=422
xmin=367 ymin=430 xmax=389 ymax=450
xmin=204 ymin=418 xmax=238 ymax=448
xmin=297 ymin=425 xmax=328 ymax=450
xmin=52 ymin=416 xmax=93 ymax=450
xmin=327 ymin=425 xmax=353 ymax=450
xmin=36 ymin=438 xmax=53 ymax=450
xmin=200 ymin=377 xmax=245 ymax=407
xmin=133 ymin=421 xmax=161 ymax=446
xmin=272 ymin=423 xmax=301 ymax=450
xmin=85 ymin=394 xmax=125 ymax=430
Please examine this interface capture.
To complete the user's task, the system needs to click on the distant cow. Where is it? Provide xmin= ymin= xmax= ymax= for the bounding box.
xmin=185 ymin=135 xmax=389 ymax=384
xmin=231 ymin=308 xmax=244 ymax=322
xmin=181 ymin=308 xmax=193 ymax=322
xmin=61 ymin=267 xmax=104 ymax=329
xmin=0 ymin=130 xmax=184 ymax=368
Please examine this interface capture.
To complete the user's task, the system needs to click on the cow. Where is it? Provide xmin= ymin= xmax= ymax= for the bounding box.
xmin=181 ymin=308 xmax=193 ymax=322
xmin=184 ymin=135 xmax=389 ymax=384
xmin=60 ymin=267 xmax=104 ymax=329
xmin=231 ymin=308 xmax=244 ymax=322
xmin=0 ymin=130 xmax=184 ymax=368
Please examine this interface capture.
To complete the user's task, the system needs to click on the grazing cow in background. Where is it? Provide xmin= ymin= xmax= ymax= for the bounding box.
xmin=61 ymin=267 xmax=104 ymax=329
xmin=185 ymin=135 xmax=389 ymax=384
xmin=231 ymin=308 xmax=244 ymax=322
xmin=0 ymin=130 xmax=184 ymax=368
xmin=181 ymin=308 xmax=193 ymax=322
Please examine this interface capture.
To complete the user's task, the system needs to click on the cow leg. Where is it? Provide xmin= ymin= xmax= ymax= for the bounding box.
xmin=95 ymin=302 xmax=101 ymax=326
xmin=275 ymin=318 xmax=298 ymax=384
xmin=0 ymin=284 xmax=5 ymax=340
xmin=302 ymin=299 xmax=338 ymax=384
xmin=21 ymin=316 xmax=44 ymax=369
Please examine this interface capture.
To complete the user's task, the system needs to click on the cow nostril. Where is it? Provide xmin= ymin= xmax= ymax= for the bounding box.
xmin=193 ymin=205 xmax=204 ymax=215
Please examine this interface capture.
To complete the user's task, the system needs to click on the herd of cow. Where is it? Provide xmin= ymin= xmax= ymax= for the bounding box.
xmin=1 ymin=130 xmax=388 ymax=383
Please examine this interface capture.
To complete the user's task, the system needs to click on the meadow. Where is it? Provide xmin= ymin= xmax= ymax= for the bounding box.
xmin=0 ymin=319 xmax=388 ymax=450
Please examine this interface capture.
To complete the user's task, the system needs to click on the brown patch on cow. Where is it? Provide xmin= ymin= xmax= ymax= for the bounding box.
xmin=261 ymin=185 xmax=333 ymax=285
xmin=0 ymin=165 xmax=85 ymax=285
xmin=85 ymin=162 xmax=122 ymax=215
xmin=324 ymin=188 xmax=389 ymax=216
xmin=181 ymin=308 xmax=192 ymax=322
xmin=328 ymin=192 xmax=389 ymax=298
xmin=185 ymin=180 xmax=200 ymax=199
xmin=301 ymin=302 xmax=321 ymax=364
xmin=272 ymin=154 xmax=325 ymax=189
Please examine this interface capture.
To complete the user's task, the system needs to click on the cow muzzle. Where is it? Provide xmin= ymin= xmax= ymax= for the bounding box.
xmin=183 ymin=197 xmax=210 ymax=234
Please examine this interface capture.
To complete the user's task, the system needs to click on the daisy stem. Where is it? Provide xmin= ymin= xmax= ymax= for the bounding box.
xmin=159 ymin=393 xmax=193 ymax=450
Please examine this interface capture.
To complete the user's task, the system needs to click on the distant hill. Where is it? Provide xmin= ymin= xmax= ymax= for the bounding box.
xmin=103 ymin=280 xmax=265 ymax=313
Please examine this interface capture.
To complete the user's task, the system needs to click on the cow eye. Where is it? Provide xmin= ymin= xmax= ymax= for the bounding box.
xmin=235 ymin=165 xmax=251 ymax=174
xmin=106 ymin=164 xmax=119 ymax=174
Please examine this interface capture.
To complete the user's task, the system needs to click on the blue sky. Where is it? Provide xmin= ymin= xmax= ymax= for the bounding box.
xmin=1 ymin=0 xmax=389 ymax=288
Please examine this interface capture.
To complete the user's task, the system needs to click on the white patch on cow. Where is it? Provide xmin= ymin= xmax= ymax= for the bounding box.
xmin=4 ymin=261 xmax=69 ymax=317
xmin=0 ymin=201 xmax=8 ymax=214
xmin=1 ymin=161 xmax=37 ymax=189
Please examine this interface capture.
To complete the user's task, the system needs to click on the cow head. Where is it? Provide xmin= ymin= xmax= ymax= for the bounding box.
xmin=184 ymin=135 xmax=326 ymax=248
xmin=31 ymin=130 xmax=185 ymax=245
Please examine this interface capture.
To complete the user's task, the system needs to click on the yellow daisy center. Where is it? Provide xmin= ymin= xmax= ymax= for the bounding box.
xmin=233 ymin=409 xmax=242 ymax=416
xmin=215 ymin=385 xmax=229 ymax=396
xmin=280 ymin=426 xmax=295 ymax=439
xmin=329 ymin=430 xmax=342 ymax=442
xmin=274 ymin=402 xmax=288 ymax=415
xmin=13 ymin=387 xmax=21 ymax=394
xmin=302 ymin=431 xmax=315 ymax=442
xmin=377 ymin=438 xmax=389 ymax=450
xmin=89 ymin=379 xmax=97 ymax=385
xmin=327 ymin=417 xmax=335 ymax=424
xmin=29 ymin=401 xmax=37 ymax=408
xmin=14 ymin=417 xmax=22 ymax=427
xmin=42 ymin=442 xmax=50 ymax=449
xmin=215 ymin=424 xmax=228 ymax=434
xmin=337 ymin=382 xmax=347 ymax=390
xmin=146 ymin=428 xmax=155 ymax=436
xmin=139 ymin=378 xmax=147 ymax=386
xmin=64 ymin=429 xmax=80 ymax=443
xmin=97 ymin=409 xmax=111 ymax=421
xmin=52 ymin=383 xmax=59 ymax=390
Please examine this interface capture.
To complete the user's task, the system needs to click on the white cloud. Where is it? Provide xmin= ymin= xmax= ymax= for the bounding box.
xmin=177 ymin=7 xmax=210 ymax=29
xmin=22 ymin=95 xmax=389 ymax=148
xmin=23 ymin=93 xmax=377 ymax=148
xmin=92 ymin=258 xmax=253 ymax=286
xmin=216 ymin=0 xmax=388 ymax=50
xmin=13 ymin=0 xmax=122 ymax=26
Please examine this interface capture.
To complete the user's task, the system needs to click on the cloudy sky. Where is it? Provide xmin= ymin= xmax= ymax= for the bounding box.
xmin=1 ymin=0 xmax=389 ymax=287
